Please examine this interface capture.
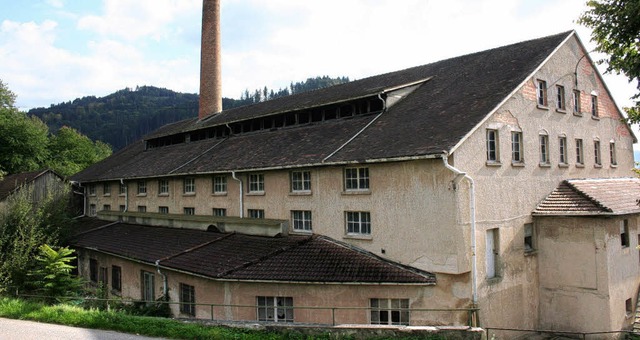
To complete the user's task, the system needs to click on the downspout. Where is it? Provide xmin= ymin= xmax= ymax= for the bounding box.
xmin=120 ymin=179 xmax=128 ymax=212
xmin=231 ymin=171 xmax=243 ymax=218
xmin=441 ymin=153 xmax=478 ymax=311
xmin=155 ymin=260 xmax=168 ymax=300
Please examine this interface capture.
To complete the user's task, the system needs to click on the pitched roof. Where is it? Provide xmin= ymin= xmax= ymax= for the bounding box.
xmin=70 ymin=219 xmax=435 ymax=284
xmin=72 ymin=31 xmax=573 ymax=182
xmin=533 ymin=178 xmax=640 ymax=216
xmin=0 ymin=169 xmax=58 ymax=201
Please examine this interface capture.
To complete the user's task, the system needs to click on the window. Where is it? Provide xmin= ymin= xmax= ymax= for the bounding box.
xmin=610 ymin=141 xmax=617 ymax=166
xmin=370 ymin=298 xmax=409 ymax=326
xmin=137 ymin=205 xmax=147 ymax=213
xmin=89 ymin=204 xmax=97 ymax=216
xmin=183 ymin=177 xmax=195 ymax=194
xmin=536 ymin=79 xmax=547 ymax=106
xmin=511 ymin=131 xmax=523 ymax=163
xmin=291 ymin=170 xmax=311 ymax=192
xmin=179 ymin=283 xmax=196 ymax=316
xmin=158 ymin=179 xmax=169 ymax=195
xmin=626 ymin=298 xmax=633 ymax=316
xmin=103 ymin=204 xmax=111 ymax=211
xmin=99 ymin=267 xmax=108 ymax=285
xmin=212 ymin=208 xmax=226 ymax=217
xmin=248 ymin=174 xmax=264 ymax=193
xmin=573 ymin=90 xmax=581 ymax=113
xmin=556 ymin=85 xmax=566 ymax=110
xmin=119 ymin=205 xmax=126 ymax=212
xmin=212 ymin=176 xmax=227 ymax=194
xmin=248 ymin=209 xmax=264 ymax=219
xmin=137 ymin=181 xmax=147 ymax=195
xmin=486 ymin=228 xmax=499 ymax=279
xmin=257 ymin=296 xmax=293 ymax=323
xmin=159 ymin=206 xmax=169 ymax=214
xmin=344 ymin=167 xmax=370 ymax=191
xmin=103 ymin=182 xmax=111 ymax=196
xmin=292 ymin=210 xmax=312 ymax=232
xmin=621 ymin=220 xmax=630 ymax=248
xmin=88 ymin=184 xmax=96 ymax=196
xmin=539 ymin=133 xmax=550 ymax=165
xmin=119 ymin=182 xmax=126 ymax=195
xmin=594 ymin=140 xmax=602 ymax=166
xmin=591 ymin=95 xmax=598 ymax=117
xmin=346 ymin=211 xmax=371 ymax=235
xmin=524 ymin=223 xmax=534 ymax=253
xmin=184 ymin=207 xmax=195 ymax=215
xmin=576 ymin=139 xmax=584 ymax=165
xmin=111 ymin=266 xmax=121 ymax=292
xmin=558 ymin=136 xmax=568 ymax=165
xmin=89 ymin=259 xmax=98 ymax=283
xmin=141 ymin=271 xmax=155 ymax=303
xmin=486 ymin=129 xmax=499 ymax=163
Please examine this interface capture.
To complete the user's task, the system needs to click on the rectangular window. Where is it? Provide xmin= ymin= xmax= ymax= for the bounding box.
xmin=345 ymin=167 xmax=370 ymax=191
xmin=103 ymin=204 xmax=111 ymax=211
xmin=594 ymin=140 xmax=602 ymax=166
xmin=89 ymin=204 xmax=97 ymax=216
xmin=248 ymin=174 xmax=264 ymax=193
xmin=88 ymin=184 xmax=96 ymax=196
xmin=370 ymin=298 xmax=409 ymax=326
xmin=141 ymin=271 xmax=155 ymax=304
xmin=99 ymin=267 xmax=108 ymax=285
xmin=137 ymin=205 xmax=146 ymax=213
xmin=556 ymin=85 xmax=566 ymax=110
xmin=486 ymin=228 xmax=499 ymax=279
xmin=103 ymin=182 xmax=111 ymax=196
xmin=213 ymin=208 xmax=226 ymax=217
xmin=576 ymin=139 xmax=584 ymax=165
xmin=539 ymin=134 xmax=549 ymax=165
xmin=248 ymin=209 xmax=265 ymax=219
xmin=486 ymin=129 xmax=499 ymax=163
xmin=573 ymin=90 xmax=581 ymax=113
xmin=346 ymin=211 xmax=371 ymax=235
xmin=184 ymin=207 xmax=195 ymax=215
xmin=212 ymin=175 xmax=227 ymax=194
xmin=626 ymin=298 xmax=633 ymax=316
xmin=119 ymin=205 xmax=126 ymax=212
xmin=158 ymin=179 xmax=169 ymax=195
xmin=137 ymin=181 xmax=147 ymax=195
xmin=257 ymin=296 xmax=293 ymax=323
xmin=292 ymin=210 xmax=312 ymax=232
xmin=621 ymin=220 xmax=630 ymax=248
xmin=537 ymin=79 xmax=547 ymax=106
xmin=183 ymin=177 xmax=195 ymax=194
xmin=559 ymin=136 xmax=567 ymax=165
xmin=591 ymin=95 xmax=598 ymax=117
xmin=89 ymin=258 xmax=98 ymax=283
xmin=119 ymin=182 xmax=126 ymax=195
xmin=111 ymin=266 xmax=122 ymax=292
xmin=610 ymin=142 xmax=617 ymax=166
xmin=524 ymin=223 xmax=534 ymax=253
xmin=179 ymin=283 xmax=196 ymax=316
xmin=291 ymin=170 xmax=311 ymax=192
xmin=511 ymin=131 xmax=523 ymax=163
xmin=159 ymin=206 xmax=169 ymax=214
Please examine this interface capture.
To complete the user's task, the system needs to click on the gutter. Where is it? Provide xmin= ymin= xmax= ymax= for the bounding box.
xmin=231 ymin=171 xmax=244 ymax=218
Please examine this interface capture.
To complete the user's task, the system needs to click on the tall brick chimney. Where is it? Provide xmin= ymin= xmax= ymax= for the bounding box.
xmin=199 ymin=0 xmax=222 ymax=120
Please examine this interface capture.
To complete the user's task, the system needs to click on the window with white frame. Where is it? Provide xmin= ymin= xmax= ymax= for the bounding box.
xmin=159 ymin=206 xmax=169 ymax=214
xmin=248 ymin=209 xmax=265 ymax=219
xmin=119 ymin=205 xmax=126 ymax=212
xmin=556 ymin=85 xmax=566 ymax=110
xmin=591 ymin=95 xmax=598 ymax=117
xmin=486 ymin=228 xmax=499 ymax=279
xmin=158 ymin=179 xmax=169 ymax=195
xmin=248 ymin=174 xmax=264 ymax=193
xmin=346 ymin=211 xmax=371 ymax=235
xmin=292 ymin=210 xmax=312 ymax=232
xmin=291 ymin=170 xmax=311 ymax=192
xmin=183 ymin=177 xmax=195 ymax=194
xmin=137 ymin=205 xmax=147 ymax=213
xmin=137 ymin=180 xmax=147 ymax=195
xmin=119 ymin=182 xmax=126 ymax=195
xmin=89 ymin=204 xmax=96 ymax=216
xmin=621 ymin=219 xmax=630 ymax=248
xmin=179 ymin=283 xmax=196 ymax=316
xmin=370 ymin=298 xmax=409 ymax=325
xmin=257 ymin=296 xmax=293 ymax=322
xmin=103 ymin=182 xmax=111 ymax=196
xmin=594 ymin=139 xmax=602 ymax=166
xmin=103 ymin=204 xmax=111 ymax=211
xmin=88 ymin=184 xmax=96 ymax=196
xmin=576 ymin=138 xmax=584 ymax=165
xmin=212 ymin=208 xmax=226 ymax=217
xmin=486 ymin=129 xmax=499 ymax=163
xmin=184 ymin=207 xmax=195 ymax=215
xmin=511 ymin=131 xmax=523 ymax=163
xmin=573 ymin=90 xmax=581 ymax=113
xmin=141 ymin=271 xmax=155 ymax=304
xmin=558 ymin=136 xmax=568 ymax=165
xmin=212 ymin=175 xmax=227 ymax=194
xmin=610 ymin=141 xmax=617 ymax=166
xmin=344 ymin=167 xmax=369 ymax=191
xmin=536 ymin=79 xmax=548 ymax=106
xmin=539 ymin=133 xmax=550 ymax=165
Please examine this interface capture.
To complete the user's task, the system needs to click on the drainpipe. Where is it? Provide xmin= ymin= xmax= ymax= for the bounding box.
xmin=231 ymin=171 xmax=244 ymax=218
xmin=120 ymin=179 xmax=128 ymax=212
xmin=441 ymin=153 xmax=478 ymax=309
xmin=155 ymin=260 xmax=168 ymax=300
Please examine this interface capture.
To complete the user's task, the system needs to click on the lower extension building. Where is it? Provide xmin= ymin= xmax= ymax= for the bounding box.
xmin=71 ymin=30 xmax=640 ymax=333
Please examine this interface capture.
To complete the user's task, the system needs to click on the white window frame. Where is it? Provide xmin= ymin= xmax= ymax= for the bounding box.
xmin=556 ymin=85 xmax=566 ymax=110
xmin=539 ymin=133 xmax=550 ymax=165
xmin=248 ymin=209 xmax=265 ymax=219
xmin=594 ymin=139 xmax=602 ymax=166
xmin=291 ymin=170 xmax=311 ymax=192
xmin=158 ymin=179 xmax=169 ymax=195
xmin=213 ymin=175 xmax=227 ymax=194
xmin=511 ymin=131 xmax=523 ymax=163
xmin=486 ymin=129 xmax=499 ymax=163
xmin=257 ymin=296 xmax=293 ymax=323
xmin=576 ymin=138 xmax=584 ymax=165
xmin=370 ymin=298 xmax=410 ymax=326
xmin=610 ymin=141 xmax=617 ymax=166
xmin=248 ymin=174 xmax=265 ymax=193
xmin=345 ymin=211 xmax=371 ymax=235
xmin=137 ymin=180 xmax=147 ymax=195
xmin=558 ymin=136 xmax=567 ymax=165
xmin=344 ymin=167 xmax=369 ymax=191
xmin=179 ymin=283 xmax=196 ymax=317
xmin=183 ymin=177 xmax=195 ymax=194
xmin=536 ymin=79 xmax=547 ymax=106
xmin=292 ymin=210 xmax=312 ymax=232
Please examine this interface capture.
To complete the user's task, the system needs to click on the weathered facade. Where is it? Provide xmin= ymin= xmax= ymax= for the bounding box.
xmin=0 ymin=169 xmax=65 ymax=210
xmin=70 ymin=31 xmax=639 ymax=332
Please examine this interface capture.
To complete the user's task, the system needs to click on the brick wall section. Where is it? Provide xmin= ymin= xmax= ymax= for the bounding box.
xmin=521 ymin=80 xmax=537 ymax=102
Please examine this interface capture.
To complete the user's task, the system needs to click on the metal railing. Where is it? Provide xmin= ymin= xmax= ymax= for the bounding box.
xmin=485 ymin=327 xmax=638 ymax=339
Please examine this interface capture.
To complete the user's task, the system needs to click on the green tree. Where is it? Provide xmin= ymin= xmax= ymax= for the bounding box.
xmin=29 ymin=245 xmax=84 ymax=303
xmin=0 ymin=79 xmax=17 ymax=109
xmin=47 ymin=126 xmax=112 ymax=177
xmin=578 ymin=0 xmax=640 ymax=121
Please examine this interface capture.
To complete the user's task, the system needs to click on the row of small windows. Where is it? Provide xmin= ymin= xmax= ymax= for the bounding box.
xmin=487 ymin=129 xmax=617 ymax=167
xmin=536 ymin=79 xmax=598 ymax=117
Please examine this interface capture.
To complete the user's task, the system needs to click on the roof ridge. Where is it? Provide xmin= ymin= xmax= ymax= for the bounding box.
xmin=564 ymin=180 xmax=613 ymax=213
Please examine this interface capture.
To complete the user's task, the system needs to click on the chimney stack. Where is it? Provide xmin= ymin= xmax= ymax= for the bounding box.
xmin=198 ymin=0 xmax=222 ymax=120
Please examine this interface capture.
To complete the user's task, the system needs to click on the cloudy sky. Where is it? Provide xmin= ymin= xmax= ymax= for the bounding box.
xmin=0 ymin=0 xmax=637 ymax=116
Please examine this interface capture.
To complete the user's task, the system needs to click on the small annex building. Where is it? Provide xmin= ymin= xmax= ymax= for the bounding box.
xmin=0 ymin=169 xmax=65 ymax=210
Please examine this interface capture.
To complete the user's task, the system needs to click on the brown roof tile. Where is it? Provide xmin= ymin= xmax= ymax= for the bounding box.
xmin=0 ymin=169 xmax=59 ymax=200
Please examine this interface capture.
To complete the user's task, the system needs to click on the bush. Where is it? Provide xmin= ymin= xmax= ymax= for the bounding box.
xmin=28 ymin=245 xmax=84 ymax=303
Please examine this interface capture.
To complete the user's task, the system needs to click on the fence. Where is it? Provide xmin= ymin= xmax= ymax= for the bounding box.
xmin=485 ymin=327 xmax=639 ymax=339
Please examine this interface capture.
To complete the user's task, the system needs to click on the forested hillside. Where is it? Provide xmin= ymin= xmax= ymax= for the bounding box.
xmin=29 ymin=76 xmax=349 ymax=150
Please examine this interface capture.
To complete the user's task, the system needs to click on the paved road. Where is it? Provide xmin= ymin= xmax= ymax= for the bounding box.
xmin=0 ymin=318 xmax=168 ymax=340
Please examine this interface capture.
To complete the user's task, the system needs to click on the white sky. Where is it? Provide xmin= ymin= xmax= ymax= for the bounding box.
xmin=0 ymin=0 xmax=636 ymax=122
